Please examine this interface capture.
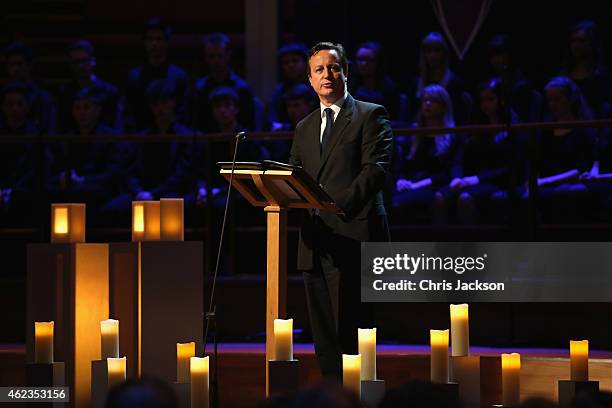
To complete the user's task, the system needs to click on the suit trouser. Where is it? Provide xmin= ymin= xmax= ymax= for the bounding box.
xmin=302 ymin=230 xmax=373 ymax=381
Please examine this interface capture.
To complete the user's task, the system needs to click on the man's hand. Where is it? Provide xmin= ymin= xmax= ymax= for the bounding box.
xmin=135 ymin=191 xmax=154 ymax=200
xmin=396 ymin=178 xmax=412 ymax=192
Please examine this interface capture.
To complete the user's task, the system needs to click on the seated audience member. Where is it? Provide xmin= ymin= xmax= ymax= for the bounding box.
xmin=349 ymin=41 xmax=405 ymax=123
xmin=534 ymin=76 xmax=596 ymax=223
xmin=194 ymin=33 xmax=256 ymax=132
xmin=561 ymin=20 xmax=611 ymax=118
xmin=48 ymin=87 xmax=123 ymax=215
xmin=447 ymin=78 xmax=517 ymax=224
xmin=393 ymin=84 xmax=462 ymax=224
xmin=486 ymin=34 xmax=541 ymax=122
xmin=268 ymin=42 xmax=309 ymax=129
xmin=3 ymin=42 xmax=56 ymax=134
xmin=105 ymin=376 xmax=178 ymax=408
xmin=123 ymin=18 xmax=190 ymax=132
xmin=406 ymin=32 xmax=469 ymax=124
xmin=57 ymin=40 xmax=121 ymax=132
xmin=102 ymin=79 xmax=192 ymax=219
xmin=0 ymin=82 xmax=47 ymax=225
xmin=271 ymin=83 xmax=317 ymax=131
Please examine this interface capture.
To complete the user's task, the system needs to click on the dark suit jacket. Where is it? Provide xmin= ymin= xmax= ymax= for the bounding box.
xmin=289 ymin=93 xmax=393 ymax=270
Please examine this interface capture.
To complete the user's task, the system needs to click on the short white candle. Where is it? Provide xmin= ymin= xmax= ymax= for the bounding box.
xmin=190 ymin=356 xmax=210 ymax=408
xmin=358 ymin=328 xmax=376 ymax=380
xmin=107 ymin=357 xmax=126 ymax=387
xmin=570 ymin=340 xmax=589 ymax=381
xmin=100 ymin=319 xmax=119 ymax=359
xmin=34 ymin=321 xmax=54 ymax=363
xmin=430 ymin=329 xmax=449 ymax=384
xmin=502 ymin=353 xmax=521 ymax=407
xmin=274 ymin=319 xmax=293 ymax=361
xmin=450 ymin=304 xmax=469 ymax=356
xmin=177 ymin=342 xmax=196 ymax=383
xmin=342 ymin=354 xmax=361 ymax=397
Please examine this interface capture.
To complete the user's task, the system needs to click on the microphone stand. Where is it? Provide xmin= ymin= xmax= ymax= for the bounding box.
xmin=203 ymin=130 xmax=246 ymax=408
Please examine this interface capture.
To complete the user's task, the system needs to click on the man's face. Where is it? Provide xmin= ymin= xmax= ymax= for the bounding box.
xmin=69 ymin=49 xmax=95 ymax=79
xmin=479 ymin=88 xmax=499 ymax=119
xmin=546 ymin=87 xmax=572 ymax=120
xmin=355 ymin=47 xmax=377 ymax=78
xmin=286 ymin=98 xmax=312 ymax=126
xmin=1 ymin=92 xmax=29 ymax=127
xmin=570 ymin=30 xmax=591 ymax=59
xmin=280 ymin=53 xmax=306 ymax=82
xmin=212 ymin=99 xmax=239 ymax=127
xmin=421 ymin=94 xmax=445 ymax=121
xmin=205 ymin=44 xmax=230 ymax=74
xmin=425 ymin=46 xmax=446 ymax=69
xmin=150 ymin=98 xmax=176 ymax=123
xmin=308 ymin=49 xmax=347 ymax=104
xmin=6 ymin=55 xmax=30 ymax=81
xmin=72 ymin=99 xmax=100 ymax=130
xmin=144 ymin=29 xmax=168 ymax=61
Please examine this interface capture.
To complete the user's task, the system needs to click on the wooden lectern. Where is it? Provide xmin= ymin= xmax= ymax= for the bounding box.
xmin=219 ymin=161 xmax=342 ymax=397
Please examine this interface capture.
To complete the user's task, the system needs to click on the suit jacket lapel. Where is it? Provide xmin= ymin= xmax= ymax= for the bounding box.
xmin=317 ymin=94 xmax=354 ymax=176
xmin=304 ymin=110 xmax=322 ymax=177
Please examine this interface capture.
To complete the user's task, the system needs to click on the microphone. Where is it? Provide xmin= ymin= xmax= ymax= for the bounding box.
xmin=235 ymin=131 xmax=246 ymax=141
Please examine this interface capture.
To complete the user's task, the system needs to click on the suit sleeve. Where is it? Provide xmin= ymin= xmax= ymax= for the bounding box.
xmin=289 ymin=127 xmax=302 ymax=166
xmin=335 ymin=106 xmax=393 ymax=219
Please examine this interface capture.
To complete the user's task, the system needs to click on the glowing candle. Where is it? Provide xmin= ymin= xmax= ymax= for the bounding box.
xmin=160 ymin=198 xmax=184 ymax=241
xmin=177 ymin=342 xmax=196 ymax=383
xmin=190 ymin=356 xmax=210 ymax=408
xmin=54 ymin=208 xmax=68 ymax=234
xmin=450 ymin=304 xmax=469 ymax=356
xmin=107 ymin=357 xmax=126 ymax=387
xmin=34 ymin=321 xmax=54 ymax=363
xmin=358 ymin=328 xmax=376 ymax=380
xmin=502 ymin=353 xmax=521 ymax=406
xmin=100 ymin=319 xmax=119 ymax=359
xmin=133 ymin=204 xmax=144 ymax=233
xmin=132 ymin=201 xmax=160 ymax=241
xmin=343 ymin=354 xmax=361 ymax=397
xmin=430 ymin=329 xmax=449 ymax=384
xmin=51 ymin=203 xmax=85 ymax=243
xmin=274 ymin=319 xmax=293 ymax=361
xmin=570 ymin=340 xmax=589 ymax=381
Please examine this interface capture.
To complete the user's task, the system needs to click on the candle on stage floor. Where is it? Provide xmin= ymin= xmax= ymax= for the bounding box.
xmin=430 ymin=329 xmax=449 ymax=383
xmin=450 ymin=304 xmax=469 ymax=356
xmin=570 ymin=340 xmax=589 ymax=381
xmin=502 ymin=353 xmax=521 ymax=407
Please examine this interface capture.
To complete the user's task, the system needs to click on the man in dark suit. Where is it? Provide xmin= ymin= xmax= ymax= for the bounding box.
xmin=289 ymin=42 xmax=393 ymax=380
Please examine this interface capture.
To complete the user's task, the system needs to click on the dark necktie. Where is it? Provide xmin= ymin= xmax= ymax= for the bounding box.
xmin=321 ymin=107 xmax=334 ymax=155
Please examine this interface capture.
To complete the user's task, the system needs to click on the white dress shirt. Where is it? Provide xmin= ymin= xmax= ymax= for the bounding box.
xmin=319 ymin=90 xmax=348 ymax=143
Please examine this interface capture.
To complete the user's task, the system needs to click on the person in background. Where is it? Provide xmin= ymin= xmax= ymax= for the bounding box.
xmin=3 ymin=42 xmax=56 ymax=134
xmin=57 ymin=40 xmax=121 ymax=132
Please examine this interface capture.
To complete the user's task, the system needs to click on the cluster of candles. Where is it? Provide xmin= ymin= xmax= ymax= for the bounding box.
xmin=176 ymin=342 xmax=210 ymax=408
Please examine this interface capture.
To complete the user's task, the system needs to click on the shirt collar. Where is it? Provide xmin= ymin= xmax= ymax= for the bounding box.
xmin=320 ymin=89 xmax=348 ymax=119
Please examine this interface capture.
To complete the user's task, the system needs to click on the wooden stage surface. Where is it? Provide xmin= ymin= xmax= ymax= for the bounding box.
xmin=2 ymin=343 xmax=612 ymax=407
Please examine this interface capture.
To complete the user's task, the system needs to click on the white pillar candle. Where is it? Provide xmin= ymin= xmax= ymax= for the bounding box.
xmin=100 ymin=319 xmax=119 ymax=359
xmin=342 ymin=354 xmax=361 ymax=397
xmin=190 ymin=356 xmax=210 ymax=408
xmin=177 ymin=342 xmax=196 ymax=383
xmin=502 ymin=353 xmax=521 ymax=407
xmin=34 ymin=321 xmax=54 ymax=363
xmin=430 ymin=329 xmax=449 ymax=384
xmin=358 ymin=328 xmax=376 ymax=380
xmin=450 ymin=304 xmax=469 ymax=356
xmin=107 ymin=357 xmax=126 ymax=388
xmin=274 ymin=319 xmax=293 ymax=361
xmin=570 ymin=340 xmax=589 ymax=381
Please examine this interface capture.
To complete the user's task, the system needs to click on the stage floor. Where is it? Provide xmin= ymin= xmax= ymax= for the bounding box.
xmin=3 ymin=343 xmax=612 ymax=407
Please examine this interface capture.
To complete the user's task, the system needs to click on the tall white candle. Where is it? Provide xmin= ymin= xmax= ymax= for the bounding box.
xmin=34 ymin=321 xmax=54 ymax=363
xmin=570 ymin=340 xmax=589 ymax=381
xmin=343 ymin=354 xmax=361 ymax=397
xmin=358 ymin=328 xmax=376 ymax=380
xmin=177 ymin=342 xmax=196 ymax=383
xmin=450 ymin=304 xmax=469 ymax=356
xmin=101 ymin=319 xmax=119 ymax=359
xmin=191 ymin=356 xmax=210 ymax=408
xmin=430 ymin=329 xmax=449 ymax=383
xmin=107 ymin=357 xmax=126 ymax=387
xmin=274 ymin=319 xmax=293 ymax=361
xmin=502 ymin=353 xmax=521 ymax=407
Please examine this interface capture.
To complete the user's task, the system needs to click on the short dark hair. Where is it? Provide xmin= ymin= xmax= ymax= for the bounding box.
xmin=145 ymin=17 xmax=172 ymax=39
xmin=146 ymin=79 xmax=177 ymax=103
xmin=0 ymin=81 xmax=31 ymax=104
xmin=278 ymin=42 xmax=308 ymax=60
xmin=4 ymin=42 xmax=33 ymax=62
xmin=308 ymin=42 xmax=348 ymax=73
xmin=73 ymin=87 xmax=104 ymax=106
xmin=203 ymin=33 xmax=231 ymax=51
xmin=208 ymin=86 xmax=239 ymax=105
xmin=282 ymin=83 xmax=317 ymax=105
xmin=68 ymin=39 xmax=95 ymax=57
